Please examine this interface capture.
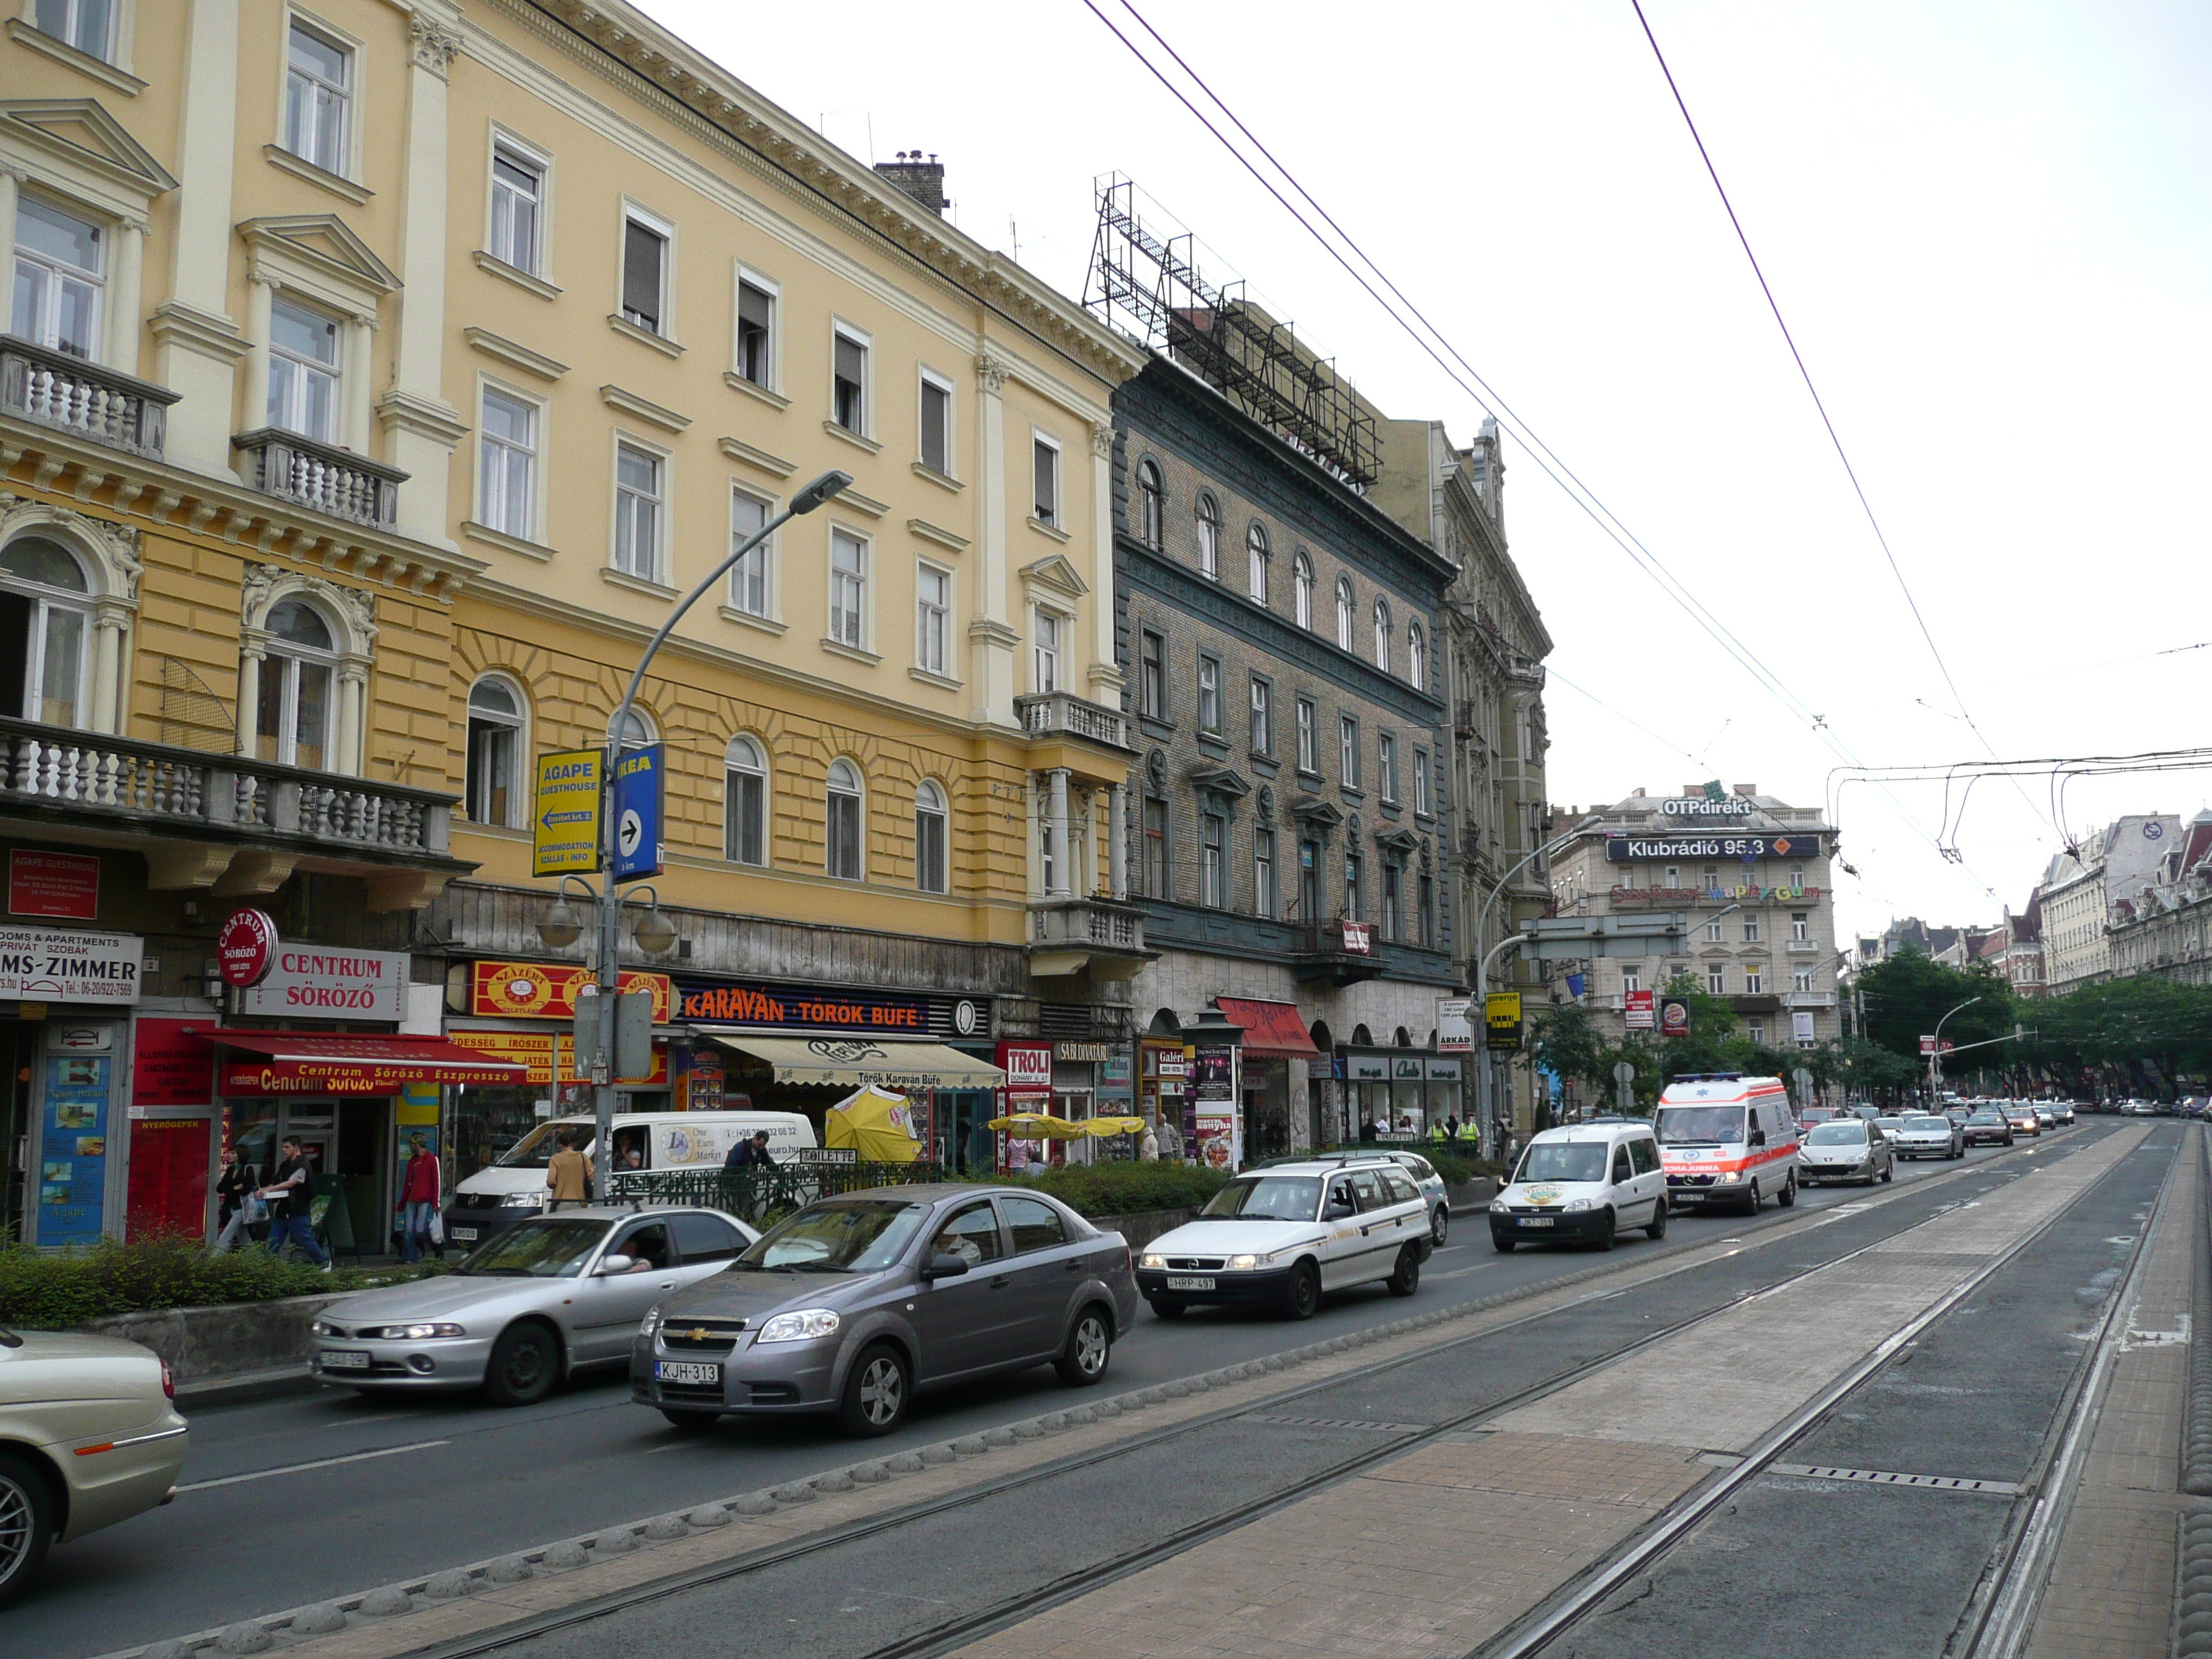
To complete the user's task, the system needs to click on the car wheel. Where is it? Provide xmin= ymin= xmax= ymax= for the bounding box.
xmin=660 ymin=1408 xmax=719 ymax=1433
xmin=1148 ymin=1298 xmax=1186 ymax=1319
xmin=1593 ymin=1208 xmax=1617 ymax=1251
xmin=0 ymin=1451 xmax=53 ymax=1609
xmin=1492 ymin=1233 xmax=1516 ymax=1253
xmin=837 ymin=1342 xmax=909 ymax=1438
xmin=1645 ymin=1197 xmax=1668 ymax=1241
xmin=1880 ymin=1161 xmax=1894 ymax=1183
xmin=1385 ymin=1245 xmax=1421 ymax=1295
xmin=481 ymin=1322 xmax=559 ymax=1407
xmin=1742 ymin=1178 xmax=1761 ymax=1216
xmin=1777 ymin=1173 xmax=1796 ymax=1208
xmin=1056 ymin=1305 xmax=1113 ymax=1386
xmin=1431 ymin=1204 xmax=1451 ymax=1246
xmin=1282 ymin=1260 xmax=1323 ymax=1319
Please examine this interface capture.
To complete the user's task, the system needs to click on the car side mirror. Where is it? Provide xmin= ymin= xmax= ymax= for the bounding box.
xmin=1749 ymin=1129 xmax=1767 ymax=1147
xmin=596 ymin=1253 xmax=636 ymax=1276
xmin=920 ymin=1254 xmax=970 ymax=1282
xmin=1323 ymin=1200 xmax=1355 ymax=1221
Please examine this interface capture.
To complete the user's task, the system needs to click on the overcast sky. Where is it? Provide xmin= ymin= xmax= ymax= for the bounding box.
xmin=639 ymin=0 xmax=2212 ymax=945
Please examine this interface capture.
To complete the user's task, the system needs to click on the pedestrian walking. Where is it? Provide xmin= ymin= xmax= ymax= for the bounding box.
xmin=545 ymin=1129 xmax=593 ymax=1210
xmin=210 ymin=1148 xmax=257 ymax=1253
xmin=1137 ymin=1120 xmax=1160 ymax=1161
xmin=258 ymin=1137 xmax=330 ymax=1270
xmin=396 ymin=1134 xmax=441 ymax=1264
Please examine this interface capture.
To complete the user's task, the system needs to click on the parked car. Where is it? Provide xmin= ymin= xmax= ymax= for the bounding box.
xmin=1797 ymin=1119 xmax=1894 ymax=1186
xmin=1963 ymin=1109 xmax=2014 ymax=1148
xmin=1892 ymin=1113 xmax=1965 ymax=1160
xmin=313 ymin=1206 xmax=757 ymax=1405
xmin=0 ymin=1327 xmax=188 ymax=1605
xmin=1492 ymin=1120 xmax=1669 ymax=1249
xmin=636 ymin=1184 xmax=1137 ymax=1437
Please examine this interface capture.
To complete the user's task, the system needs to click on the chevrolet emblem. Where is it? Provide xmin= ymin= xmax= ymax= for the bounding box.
xmin=687 ymin=1328 xmax=709 ymax=1343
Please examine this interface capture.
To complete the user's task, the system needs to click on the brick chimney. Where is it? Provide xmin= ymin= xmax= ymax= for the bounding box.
xmin=874 ymin=150 xmax=948 ymax=216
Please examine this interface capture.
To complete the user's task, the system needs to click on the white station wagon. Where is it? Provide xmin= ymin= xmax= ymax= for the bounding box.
xmin=1134 ymin=1157 xmax=1433 ymax=1320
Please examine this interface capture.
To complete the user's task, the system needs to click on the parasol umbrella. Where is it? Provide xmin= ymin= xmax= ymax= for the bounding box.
xmin=1081 ymin=1115 xmax=1148 ymax=1138
xmin=984 ymin=1111 xmax=1087 ymax=1140
xmin=826 ymin=1086 xmax=923 ymax=1163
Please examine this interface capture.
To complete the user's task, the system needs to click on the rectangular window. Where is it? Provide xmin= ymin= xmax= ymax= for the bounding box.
xmin=1743 ymin=918 xmax=1761 ymax=943
xmin=1791 ymin=912 xmax=1809 ymax=941
xmin=1705 ymin=918 xmax=1725 ymax=943
xmin=1249 ymin=675 xmax=1272 ymax=755
xmin=1143 ymin=797 xmax=1168 ymax=899
xmin=621 ymin=213 xmax=667 ymax=333
xmin=1298 ymin=839 xmax=1321 ymax=920
xmin=268 ymin=296 xmax=339 ymax=441
xmin=284 ymin=19 xmax=350 ymax=176
xmin=478 ymin=388 xmax=537 ymax=539
xmin=1707 ymin=965 xmax=1727 ymax=994
xmin=1296 ymin=697 xmax=1316 ymax=772
xmin=1138 ymin=629 xmax=1166 ymax=720
xmin=1790 ymin=864 xmax=1805 ymax=887
xmin=1794 ymin=971 xmax=1813 ymax=992
xmin=1339 ymin=716 xmax=1359 ymax=788
xmin=1419 ymin=873 xmax=1434 ymax=948
xmin=466 ymin=706 xmax=516 ymax=827
xmin=1413 ymin=749 xmax=1431 ymax=816
xmin=34 ymin=0 xmax=112 ymax=58
xmin=829 ymin=530 xmax=866 ymax=648
xmin=1382 ymin=863 xmax=1401 ymax=943
xmin=919 ymin=374 xmax=953 ymax=475
xmin=1033 ymin=436 xmax=1061 ymax=526
xmin=827 ymin=787 xmax=862 ymax=881
xmin=1033 ymin=611 xmax=1060 ymax=693
xmin=489 ymin=142 xmax=544 ymax=273
xmin=1254 ymin=827 xmax=1277 ymax=919
xmin=1344 ymin=852 xmax=1364 ymax=921
xmin=916 ymin=564 xmax=950 ymax=676
xmin=729 ymin=490 xmax=770 ymax=616
xmin=1744 ymin=968 xmax=1763 ymax=994
xmin=915 ymin=796 xmax=948 ymax=894
xmin=1378 ymin=733 xmax=1398 ymax=803
xmin=1200 ymin=814 xmax=1226 ymax=909
xmin=735 ymin=277 xmax=775 ymax=386
xmin=1621 ymin=968 xmax=1640 ymax=994
xmin=9 ymin=197 xmax=104 ymax=360
xmin=832 ymin=329 xmax=867 ymax=432
xmin=613 ymin=444 xmax=662 ymax=578
xmin=1197 ymin=654 xmax=1221 ymax=733
xmin=1747 ymin=1020 xmax=1767 ymax=1046
xmin=726 ymin=760 xmax=765 ymax=866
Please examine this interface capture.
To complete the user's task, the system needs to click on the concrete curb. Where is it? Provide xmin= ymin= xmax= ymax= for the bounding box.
xmin=2183 ymin=1127 xmax=2212 ymax=1496
xmin=2172 ymin=1504 xmax=2212 ymax=1657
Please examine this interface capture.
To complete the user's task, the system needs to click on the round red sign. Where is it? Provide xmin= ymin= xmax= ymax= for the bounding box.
xmin=217 ymin=909 xmax=279 ymax=989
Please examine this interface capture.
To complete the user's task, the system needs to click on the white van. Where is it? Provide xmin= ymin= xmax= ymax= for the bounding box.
xmin=442 ymin=1110 xmax=815 ymax=1248
xmin=1653 ymin=1074 xmax=1798 ymax=1214
xmin=1489 ymin=1118 xmax=1668 ymax=1251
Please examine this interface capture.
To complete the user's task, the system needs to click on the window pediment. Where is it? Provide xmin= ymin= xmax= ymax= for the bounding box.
xmin=0 ymin=98 xmax=176 ymax=202
xmin=1018 ymin=552 xmax=1088 ymax=602
xmin=240 ymin=214 xmax=401 ymax=313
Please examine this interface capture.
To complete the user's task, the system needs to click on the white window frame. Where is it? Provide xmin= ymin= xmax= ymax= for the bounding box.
xmin=618 ymin=200 xmax=674 ymax=337
xmin=914 ymin=778 xmax=949 ymax=894
xmin=1791 ymin=912 xmax=1810 ymax=941
xmin=1408 ymin=620 xmax=1426 ymax=688
xmin=825 ymin=756 xmax=866 ymax=881
xmin=1249 ymin=674 xmax=1271 ymax=755
xmin=463 ymin=673 xmax=529 ymax=829
xmin=1200 ymin=812 xmax=1226 ymax=909
xmin=1744 ymin=968 xmax=1764 ymax=994
xmin=1195 ymin=494 xmax=1220 ymax=579
xmin=1246 ymin=521 xmax=1269 ymax=603
xmin=486 ymin=130 xmax=551 ymax=277
xmin=267 ymin=292 xmax=341 ymax=442
xmin=916 ymin=560 xmax=952 ymax=677
xmin=256 ymin=598 xmax=341 ymax=770
xmin=1031 ymin=430 xmax=1062 ymax=529
xmin=1621 ymin=968 xmax=1640 ymax=995
xmin=831 ymin=320 xmax=871 ymax=436
xmin=917 ymin=368 xmax=956 ymax=477
xmin=732 ymin=265 xmax=779 ymax=390
xmin=1707 ymin=965 xmax=1727 ymax=994
xmin=827 ymin=524 xmax=870 ymax=650
xmin=281 ymin=10 xmax=357 ymax=180
xmin=32 ymin=0 xmax=122 ymax=63
xmin=1339 ymin=715 xmax=1359 ymax=788
xmin=1292 ymin=549 xmax=1314 ymax=629
xmin=475 ymin=378 xmax=543 ymax=542
xmin=0 ymin=534 xmax=94 ymax=730
xmin=1378 ymin=732 xmax=1398 ymax=803
xmin=1197 ymin=652 xmax=1221 ymax=734
xmin=1794 ymin=970 xmax=1814 ymax=992
xmin=724 ymin=734 xmax=769 ymax=866
xmin=9 ymin=192 xmax=104 ymax=361
xmin=727 ymin=485 xmax=776 ymax=619
xmin=1373 ymin=597 xmax=1393 ymax=673
xmin=1413 ymin=747 xmax=1431 ymax=816
xmin=611 ymin=436 xmax=668 ymax=583
xmin=1296 ymin=696 xmax=1317 ymax=773
xmin=1032 ymin=605 xmax=1064 ymax=694
xmin=1253 ymin=825 xmax=1277 ymax=919
xmin=1335 ymin=577 xmax=1354 ymax=650
xmin=1136 ymin=459 xmax=1164 ymax=548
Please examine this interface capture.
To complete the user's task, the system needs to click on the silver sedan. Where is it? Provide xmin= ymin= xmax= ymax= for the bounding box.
xmin=1891 ymin=1113 xmax=1965 ymax=1160
xmin=310 ymin=1206 xmax=756 ymax=1406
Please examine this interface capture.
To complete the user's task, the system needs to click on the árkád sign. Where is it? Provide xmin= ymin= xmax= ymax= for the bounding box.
xmin=217 ymin=909 xmax=278 ymax=989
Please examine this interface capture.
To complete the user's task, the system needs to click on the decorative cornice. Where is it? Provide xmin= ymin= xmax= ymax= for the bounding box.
xmin=147 ymin=302 xmax=251 ymax=363
xmin=907 ymin=518 xmax=968 ymax=553
xmin=463 ymin=326 xmax=569 ymax=382
xmin=716 ymin=436 xmax=793 ymax=479
xmin=600 ymin=384 xmax=690 ymax=433
xmin=377 ymin=389 xmax=471 ymax=446
xmin=410 ymin=14 xmax=467 ymax=76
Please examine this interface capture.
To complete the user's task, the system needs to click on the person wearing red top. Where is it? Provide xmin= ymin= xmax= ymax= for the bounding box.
xmin=396 ymin=1135 xmax=442 ymax=1264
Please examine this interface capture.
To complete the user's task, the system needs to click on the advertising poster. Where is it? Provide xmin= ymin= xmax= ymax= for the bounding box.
xmin=40 ymin=1051 xmax=111 ymax=1244
xmin=1190 ymin=1044 xmax=1240 ymax=1172
xmin=123 ymin=1111 xmax=211 ymax=1241
xmin=9 ymin=850 xmax=99 ymax=920
xmin=132 ymin=1016 xmax=215 ymax=1107
xmin=1623 ymin=989 xmax=1656 ymax=1031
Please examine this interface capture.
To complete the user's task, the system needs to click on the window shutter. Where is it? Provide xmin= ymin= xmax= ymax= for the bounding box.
xmin=623 ymin=221 xmax=664 ymax=328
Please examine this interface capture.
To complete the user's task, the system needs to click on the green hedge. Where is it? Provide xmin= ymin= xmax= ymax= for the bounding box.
xmin=979 ymin=1161 xmax=1231 ymax=1219
xmin=0 ymin=1237 xmax=445 ymax=1330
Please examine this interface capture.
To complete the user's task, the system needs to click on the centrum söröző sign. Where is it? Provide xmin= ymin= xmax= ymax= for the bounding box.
xmin=0 ymin=925 xmax=142 ymax=1004
xmin=534 ymin=750 xmax=603 ymax=877
xmin=217 ymin=909 xmax=278 ymax=988
xmin=239 ymin=945 xmax=407 ymax=1022
xmin=219 ymin=1056 xmax=529 ymax=1095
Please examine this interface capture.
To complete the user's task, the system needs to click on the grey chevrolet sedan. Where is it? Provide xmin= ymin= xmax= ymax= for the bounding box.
xmin=631 ymin=1184 xmax=1138 ymax=1437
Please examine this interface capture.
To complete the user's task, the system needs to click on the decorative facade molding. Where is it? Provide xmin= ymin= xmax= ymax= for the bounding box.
xmin=0 ymin=493 xmax=142 ymax=603
xmin=410 ymin=15 xmax=467 ymax=76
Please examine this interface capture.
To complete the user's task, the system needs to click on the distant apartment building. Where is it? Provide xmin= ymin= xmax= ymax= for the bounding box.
xmin=2108 ymin=810 xmax=2212 ymax=986
xmin=2041 ymin=815 xmax=2185 ymax=990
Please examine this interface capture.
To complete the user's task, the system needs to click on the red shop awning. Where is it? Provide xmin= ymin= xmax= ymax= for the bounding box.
xmin=194 ymin=1029 xmax=531 ymax=1096
xmin=1214 ymin=998 xmax=1322 ymax=1061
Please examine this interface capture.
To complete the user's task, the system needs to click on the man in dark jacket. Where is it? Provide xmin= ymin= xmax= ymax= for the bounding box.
xmin=723 ymin=1130 xmax=775 ymax=1172
xmin=257 ymin=1137 xmax=330 ymax=1269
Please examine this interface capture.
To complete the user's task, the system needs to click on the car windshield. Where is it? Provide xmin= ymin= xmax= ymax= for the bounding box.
xmin=1515 ymin=1142 xmax=1609 ymax=1183
xmin=455 ymin=1218 xmax=610 ymax=1277
xmin=497 ymin=1122 xmax=593 ymax=1169
xmin=1805 ymin=1123 xmax=1867 ymax=1146
xmin=1655 ymin=1105 xmax=1745 ymax=1146
xmin=1200 ymin=1176 xmax=1323 ymax=1221
xmin=732 ymin=1200 xmax=926 ymax=1274
xmin=1906 ymin=1116 xmax=1951 ymax=1130
xmin=1969 ymin=1111 xmax=2005 ymax=1124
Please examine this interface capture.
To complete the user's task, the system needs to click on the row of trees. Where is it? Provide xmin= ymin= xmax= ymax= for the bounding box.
xmin=1529 ymin=948 xmax=2212 ymax=1124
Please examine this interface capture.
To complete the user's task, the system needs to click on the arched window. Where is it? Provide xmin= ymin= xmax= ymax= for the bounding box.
xmin=256 ymin=599 xmax=336 ymax=770
xmin=1373 ymin=597 xmax=1393 ymax=673
xmin=1195 ymin=494 xmax=1220 ymax=580
xmin=914 ymin=778 xmax=948 ymax=894
xmin=1136 ymin=461 xmax=1164 ymax=549
xmin=1334 ymin=577 xmax=1354 ymax=650
xmin=0 ymin=536 xmax=91 ymax=727
xmin=1407 ymin=620 xmax=1426 ymax=689
xmin=464 ymin=676 xmax=526 ymax=827
xmin=825 ymin=757 xmax=864 ymax=881
xmin=1246 ymin=523 xmax=1269 ymax=603
xmin=616 ymin=709 xmax=653 ymax=751
xmin=724 ymin=735 xmax=768 ymax=866
xmin=1292 ymin=551 xmax=1314 ymax=630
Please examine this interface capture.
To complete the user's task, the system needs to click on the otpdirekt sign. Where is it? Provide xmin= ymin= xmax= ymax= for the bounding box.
xmin=1658 ymin=796 xmax=1758 ymax=817
xmin=239 ymin=946 xmax=407 ymax=1021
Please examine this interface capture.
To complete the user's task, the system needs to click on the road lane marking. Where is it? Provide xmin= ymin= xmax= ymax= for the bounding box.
xmin=176 ymin=1439 xmax=449 ymax=1491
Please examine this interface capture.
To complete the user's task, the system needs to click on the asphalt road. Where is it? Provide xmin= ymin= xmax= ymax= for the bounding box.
xmin=17 ymin=1125 xmax=2099 ymax=1658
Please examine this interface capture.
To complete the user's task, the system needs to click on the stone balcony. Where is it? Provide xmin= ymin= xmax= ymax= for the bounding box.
xmin=0 ymin=716 xmax=471 ymax=910
xmin=1292 ymin=918 xmax=1385 ymax=988
xmin=1028 ymin=894 xmax=1151 ymax=981
xmin=233 ymin=426 xmax=406 ymax=529
xmin=1015 ymin=692 xmax=1134 ymax=755
xmin=1785 ymin=990 xmax=1837 ymax=1008
xmin=1 ymin=336 xmax=176 ymax=461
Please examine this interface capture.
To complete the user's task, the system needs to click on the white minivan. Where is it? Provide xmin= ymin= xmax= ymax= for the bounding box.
xmin=442 ymin=1110 xmax=815 ymax=1249
xmin=1490 ymin=1119 xmax=1668 ymax=1251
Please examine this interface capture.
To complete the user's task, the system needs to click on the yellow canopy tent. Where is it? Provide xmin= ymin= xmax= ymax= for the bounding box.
xmin=1082 ymin=1116 xmax=1147 ymax=1138
xmin=825 ymin=1087 xmax=924 ymax=1164
xmin=984 ymin=1111 xmax=1088 ymax=1140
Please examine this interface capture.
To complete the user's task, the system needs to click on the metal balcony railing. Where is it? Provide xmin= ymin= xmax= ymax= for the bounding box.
xmin=0 ymin=716 xmax=452 ymax=858
xmin=1 ymin=336 xmax=176 ymax=459
xmin=233 ymin=427 xmax=407 ymax=529
xmin=1015 ymin=691 xmax=1134 ymax=753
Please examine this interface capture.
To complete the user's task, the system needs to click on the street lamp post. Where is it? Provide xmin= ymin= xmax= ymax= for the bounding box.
xmin=1473 ymin=814 xmax=1602 ymax=1159
xmin=1928 ymin=995 xmax=1982 ymax=1105
xmin=545 ymin=469 xmax=851 ymax=1200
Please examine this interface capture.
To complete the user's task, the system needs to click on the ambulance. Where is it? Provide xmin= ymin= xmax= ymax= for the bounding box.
xmin=1653 ymin=1074 xmax=1799 ymax=1214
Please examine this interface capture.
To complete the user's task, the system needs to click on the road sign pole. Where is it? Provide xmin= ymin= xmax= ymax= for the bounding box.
xmin=1613 ymin=1059 xmax=1635 ymax=1115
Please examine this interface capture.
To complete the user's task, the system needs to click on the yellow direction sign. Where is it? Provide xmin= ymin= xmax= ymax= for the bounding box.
xmin=533 ymin=750 xmax=603 ymax=876
xmin=1485 ymin=991 xmax=1524 ymax=1051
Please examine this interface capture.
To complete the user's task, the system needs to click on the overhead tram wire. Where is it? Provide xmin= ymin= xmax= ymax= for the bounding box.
xmin=1627 ymin=0 xmax=2059 ymax=842
xmin=1082 ymin=0 xmax=2006 ymax=907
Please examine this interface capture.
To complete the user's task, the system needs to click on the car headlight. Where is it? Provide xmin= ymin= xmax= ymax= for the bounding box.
xmin=757 ymin=1308 xmax=841 ymax=1344
xmin=369 ymin=1323 xmax=464 ymax=1340
xmin=1227 ymin=1254 xmax=1261 ymax=1271
xmin=501 ymin=1192 xmax=545 ymax=1208
xmin=1140 ymin=1252 xmax=1166 ymax=1269
xmin=313 ymin=1320 xmax=338 ymax=1336
xmin=1562 ymin=1197 xmax=1591 ymax=1213
xmin=1715 ymin=1170 xmax=1742 ymax=1183
xmin=639 ymin=1309 xmax=663 ymax=1339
